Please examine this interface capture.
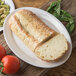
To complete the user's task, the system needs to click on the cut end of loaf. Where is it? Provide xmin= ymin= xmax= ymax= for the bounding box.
xmin=35 ymin=34 xmax=68 ymax=61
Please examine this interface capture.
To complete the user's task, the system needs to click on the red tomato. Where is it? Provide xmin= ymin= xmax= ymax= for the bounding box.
xmin=0 ymin=45 xmax=6 ymax=60
xmin=1 ymin=55 xmax=20 ymax=74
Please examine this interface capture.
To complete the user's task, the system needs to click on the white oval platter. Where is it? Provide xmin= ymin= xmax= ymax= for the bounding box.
xmin=3 ymin=7 xmax=72 ymax=68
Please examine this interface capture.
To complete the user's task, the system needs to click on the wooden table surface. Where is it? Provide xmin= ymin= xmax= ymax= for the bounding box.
xmin=0 ymin=0 xmax=76 ymax=76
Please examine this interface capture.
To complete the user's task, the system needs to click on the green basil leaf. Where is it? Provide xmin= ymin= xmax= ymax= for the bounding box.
xmin=47 ymin=0 xmax=75 ymax=33
xmin=47 ymin=0 xmax=61 ymax=15
xmin=69 ymin=23 xmax=75 ymax=33
xmin=66 ymin=19 xmax=74 ymax=33
xmin=60 ymin=10 xmax=72 ymax=18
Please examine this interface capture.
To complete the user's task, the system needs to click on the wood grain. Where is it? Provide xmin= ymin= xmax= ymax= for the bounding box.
xmin=0 ymin=0 xmax=76 ymax=76
xmin=13 ymin=0 xmax=49 ymax=8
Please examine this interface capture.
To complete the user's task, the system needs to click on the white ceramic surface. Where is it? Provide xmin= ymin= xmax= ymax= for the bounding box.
xmin=3 ymin=7 xmax=72 ymax=68
xmin=0 ymin=0 xmax=15 ymax=31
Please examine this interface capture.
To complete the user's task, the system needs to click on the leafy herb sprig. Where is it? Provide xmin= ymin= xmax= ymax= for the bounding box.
xmin=47 ymin=0 xmax=75 ymax=33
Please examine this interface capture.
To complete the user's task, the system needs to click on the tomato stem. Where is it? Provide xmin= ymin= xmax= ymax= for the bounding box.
xmin=0 ymin=62 xmax=4 ymax=75
xmin=0 ymin=62 xmax=3 ymax=67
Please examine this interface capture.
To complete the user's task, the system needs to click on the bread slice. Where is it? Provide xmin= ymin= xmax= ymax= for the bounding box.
xmin=35 ymin=34 xmax=68 ymax=61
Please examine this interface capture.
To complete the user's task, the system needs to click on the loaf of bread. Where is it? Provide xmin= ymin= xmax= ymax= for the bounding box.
xmin=35 ymin=34 xmax=68 ymax=61
xmin=9 ymin=9 xmax=68 ymax=61
xmin=9 ymin=9 xmax=56 ymax=51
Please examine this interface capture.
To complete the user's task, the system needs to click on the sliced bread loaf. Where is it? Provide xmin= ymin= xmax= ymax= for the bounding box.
xmin=9 ymin=10 xmax=57 ymax=51
xmin=9 ymin=10 xmax=68 ymax=61
xmin=35 ymin=34 xmax=68 ymax=61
